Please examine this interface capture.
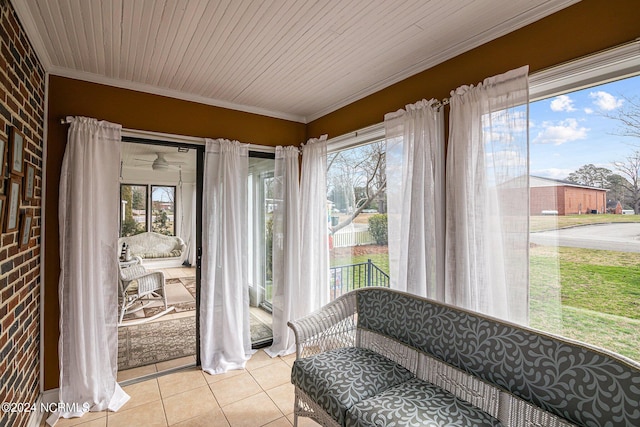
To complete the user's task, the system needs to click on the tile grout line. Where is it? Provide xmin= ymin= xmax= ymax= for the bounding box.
xmin=201 ymin=370 xmax=234 ymax=427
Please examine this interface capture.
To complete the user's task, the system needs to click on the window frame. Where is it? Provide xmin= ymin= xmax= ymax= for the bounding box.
xmin=120 ymin=183 xmax=177 ymax=237
xmin=120 ymin=183 xmax=149 ymax=237
xmin=150 ymin=185 xmax=177 ymax=236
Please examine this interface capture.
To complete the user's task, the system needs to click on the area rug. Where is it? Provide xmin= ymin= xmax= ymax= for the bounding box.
xmin=118 ymin=312 xmax=273 ymax=370
xmin=118 ymin=275 xmax=274 ymax=369
xmin=118 ymin=315 xmax=196 ymax=370
xmin=251 ymin=312 xmax=273 ymax=348
xmin=121 ymin=277 xmax=196 ymax=323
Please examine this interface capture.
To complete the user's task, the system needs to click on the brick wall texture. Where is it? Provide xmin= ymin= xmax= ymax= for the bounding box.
xmin=0 ymin=1 xmax=45 ymax=426
xmin=531 ymin=186 xmax=607 ymax=215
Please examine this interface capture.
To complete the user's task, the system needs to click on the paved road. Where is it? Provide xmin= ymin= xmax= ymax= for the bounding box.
xmin=530 ymin=223 xmax=640 ymax=252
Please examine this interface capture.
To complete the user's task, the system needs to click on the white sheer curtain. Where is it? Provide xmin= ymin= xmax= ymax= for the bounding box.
xmin=48 ymin=117 xmax=129 ymax=426
xmin=299 ymin=136 xmax=330 ymax=315
xmin=385 ymin=99 xmax=446 ymax=299
xmin=201 ymin=138 xmax=253 ymax=374
xmin=445 ymin=66 xmax=530 ymax=324
xmin=179 ymin=182 xmax=196 ymax=266
xmin=265 ymin=146 xmax=301 ymax=357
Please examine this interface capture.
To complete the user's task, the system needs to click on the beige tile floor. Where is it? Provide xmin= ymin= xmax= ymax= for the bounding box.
xmin=47 ymin=350 xmax=320 ymax=427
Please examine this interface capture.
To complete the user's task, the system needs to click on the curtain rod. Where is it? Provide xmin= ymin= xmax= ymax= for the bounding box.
xmin=59 ymin=117 xmax=276 ymax=153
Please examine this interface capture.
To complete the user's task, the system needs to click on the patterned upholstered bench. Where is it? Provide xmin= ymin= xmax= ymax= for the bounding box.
xmin=288 ymin=288 xmax=640 ymax=427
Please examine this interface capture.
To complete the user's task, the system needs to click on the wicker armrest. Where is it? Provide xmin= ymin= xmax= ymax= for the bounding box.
xmin=288 ymin=291 xmax=358 ymax=359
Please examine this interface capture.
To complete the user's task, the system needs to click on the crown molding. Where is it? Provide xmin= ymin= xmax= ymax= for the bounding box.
xmin=305 ymin=0 xmax=580 ymax=123
xmin=13 ymin=0 xmax=581 ymax=125
xmin=11 ymin=1 xmax=303 ymax=123
xmin=48 ymin=67 xmax=307 ymax=123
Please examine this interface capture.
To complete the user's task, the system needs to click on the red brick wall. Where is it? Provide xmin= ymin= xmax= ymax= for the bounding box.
xmin=530 ymin=186 xmax=560 ymax=215
xmin=531 ymin=186 xmax=607 ymax=216
xmin=563 ymin=187 xmax=607 ymax=215
xmin=0 ymin=1 xmax=45 ymax=426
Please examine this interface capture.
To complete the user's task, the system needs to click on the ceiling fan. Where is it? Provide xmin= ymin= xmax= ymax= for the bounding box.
xmin=133 ymin=152 xmax=185 ymax=170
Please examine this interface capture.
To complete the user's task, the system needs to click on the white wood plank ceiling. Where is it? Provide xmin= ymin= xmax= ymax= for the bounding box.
xmin=14 ymin=0 xmax=578 ymax=123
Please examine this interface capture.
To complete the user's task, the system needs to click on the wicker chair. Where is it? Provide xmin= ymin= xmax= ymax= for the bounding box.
xmin=118 ymin=262 xmax=168 ymax=324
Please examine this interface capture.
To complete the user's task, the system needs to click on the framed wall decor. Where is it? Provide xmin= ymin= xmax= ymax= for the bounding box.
xmin=5 ymin=175 xmax=21 ymax=233
xmin=0 ymin=134 xmax=7 ymax=180
xmin=24 ymin=163 xmax=35 ymax=201
xmin=0 ymin=195 xmax=6 ymax=231
xmin=9 ymin=127 xmax=25 ymax=177
xmin=19 ymin=211 xmax=33 ymax=250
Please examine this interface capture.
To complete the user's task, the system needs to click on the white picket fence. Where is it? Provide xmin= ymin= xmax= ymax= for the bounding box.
xmin=332 ymin=229 xmax=375 ymax=248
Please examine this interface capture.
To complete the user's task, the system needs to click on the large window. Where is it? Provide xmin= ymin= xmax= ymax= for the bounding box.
xmin=529 ymin=72 xmax=640 ymax=362
xmin=327 ymin=140 xmax=389 ymax=299
xmin=120 ymin=184 xmax=147 ymax=237
xmin=151 ymin=186 xmax=176 ymax=236
xmin=120 ymin=184 xmax=176 ymax=237
xmin=321 ymin=43 xmax=640 ymax=363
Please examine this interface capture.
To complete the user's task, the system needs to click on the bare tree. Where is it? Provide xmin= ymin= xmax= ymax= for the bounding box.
xmin=613 ymin=151 xmax=640 ymax=213
xmin=602 ymin=95 xmax=640 ymax=139
xmin=327 ymin=141 xmax=387 ymax=234
xmin=599 ymin=95 xmax=640 ymax=210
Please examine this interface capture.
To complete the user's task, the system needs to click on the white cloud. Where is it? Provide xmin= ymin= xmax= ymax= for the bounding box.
xmin=532 ymin=118 xmax=589 ymax=145
xmin=550 ymin=95 xmax=576 ymax=112
xmin=584 ymin=107 xmax=594 ymax=114
xmin=589 ymin=91 xmax=623 ymax=111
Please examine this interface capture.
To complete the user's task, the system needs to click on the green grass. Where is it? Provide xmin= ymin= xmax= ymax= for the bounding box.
xmin=530 ymin=246 xmax=640 ymax=361
xmin=330 ymin=253 xmax=390 ymax=291
xmin=330 ymin=253 xmax=389 ymax=274
xmin=530 ymin=214 xmax=640 ymax=232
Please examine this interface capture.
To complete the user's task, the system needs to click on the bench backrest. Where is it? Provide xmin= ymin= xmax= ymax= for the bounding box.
xmin=356 ymin=288 xmax=640 ymax=427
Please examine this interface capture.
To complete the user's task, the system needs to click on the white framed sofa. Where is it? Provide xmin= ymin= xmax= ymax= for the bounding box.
xmin=288 ymin=288 xmax=640 ymax=427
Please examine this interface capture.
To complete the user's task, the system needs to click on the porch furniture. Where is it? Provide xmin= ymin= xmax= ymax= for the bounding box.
xmin=118 ymin=231 xmax=185 ymax=260
xmin=118 ymin=262 xmax=168 ymax=324
xmin=288 ymin=288 xmax=640 ymax=427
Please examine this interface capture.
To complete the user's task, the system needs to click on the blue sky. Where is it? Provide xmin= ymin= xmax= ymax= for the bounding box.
xmin=530 ymin=74 xmax=640 ymax=179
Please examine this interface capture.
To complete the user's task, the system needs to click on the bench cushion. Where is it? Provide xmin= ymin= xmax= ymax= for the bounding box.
xmin=291 ymin=347 xmax=414 ymax=426
xmin=356 ymin=288 xmax=640 ymax=427
xmin=345 ymin=378 xmax=503 ymax=427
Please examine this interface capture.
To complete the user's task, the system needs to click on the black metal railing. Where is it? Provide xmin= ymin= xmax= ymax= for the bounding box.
xmin=330 ymin=259 xmax=389 ymax=300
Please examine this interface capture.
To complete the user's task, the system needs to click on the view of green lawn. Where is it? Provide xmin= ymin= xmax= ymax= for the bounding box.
xmin=530 ymin=244 xmax=640 ymax=362
xmin=329 ymin=216 xmax=640 ymax=362
xmin=530 ymin=214 xmax=640 ymax=232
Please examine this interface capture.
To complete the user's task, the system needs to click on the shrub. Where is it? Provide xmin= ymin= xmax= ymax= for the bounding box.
xmin=368 ymin=214 xmax=388 ymax=245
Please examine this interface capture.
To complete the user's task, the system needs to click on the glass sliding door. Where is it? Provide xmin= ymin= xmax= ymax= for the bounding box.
xmin=248 ymin=155 xmax=275 ymax=347
xmin=117 ymin=141 xmax=201 ymax=380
